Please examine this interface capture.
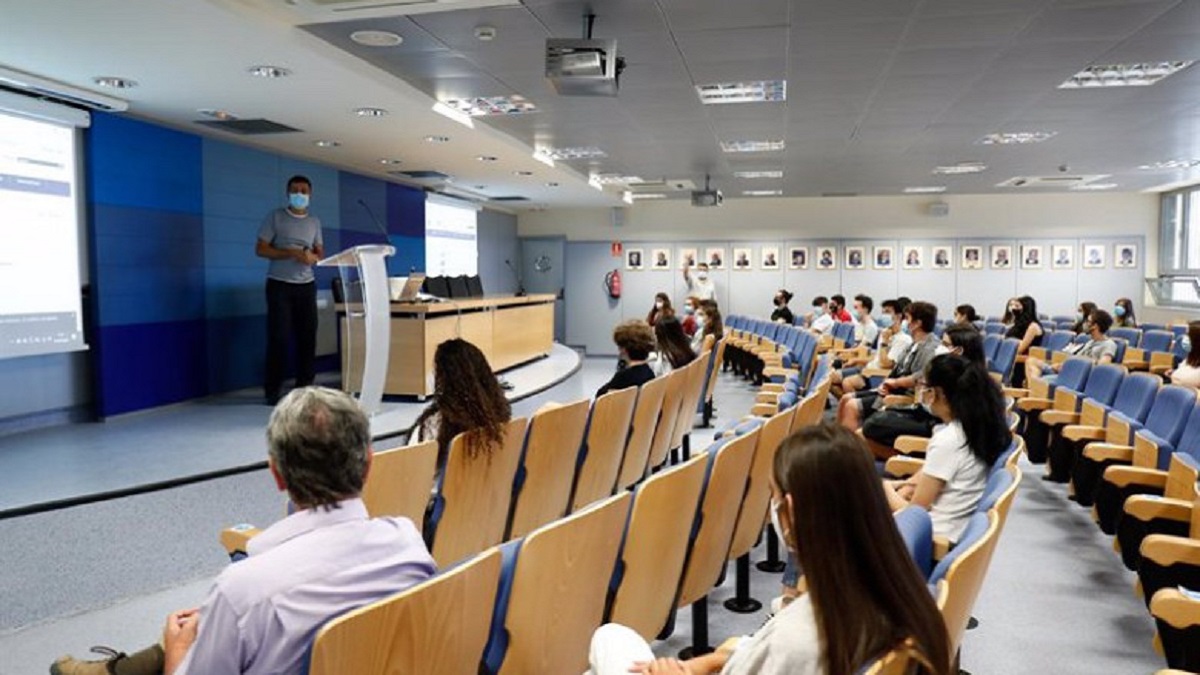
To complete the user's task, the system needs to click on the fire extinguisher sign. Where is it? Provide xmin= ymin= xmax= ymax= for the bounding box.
xmin=611 ymin=241 xmax=623 ymax=257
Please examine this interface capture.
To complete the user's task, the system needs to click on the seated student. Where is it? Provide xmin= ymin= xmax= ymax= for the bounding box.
xmin=680 ymin=296 xmax=700 ymax=337
xmin=807 ymin=296 xmax=835 ymax=335
xmin=1166 ymin=321 xmax=1200 ymax=390
xmin=1113 ymin=297 xmax=1137 ymax=328
xmin=1004 ymin=295 xmax=1044 ymax=387
xmin=690 ymin=299 xmax=724 ymax=354
xmin=652 ymin=315 xmax=696 ymax=376
xmin=1071 ymin=301 xmax=1097 ymax=334
xmin=587 ymin=423 xmax=951 ymax=675
xmin=883 ymin=355 xmax=1008 ymax=543
xmin=646 ymin=292 xmax=673 ymax=327
xmin=771 ymin=289 xmax=795 ymax=324
xmin=52 ymin=388 xmax=437 ymax=675
xmin=410 ymin=338 xmax=512 ymax=474
xmin=1001 ymin=297 xmax=1021 ymax=327
xmin=598 ymin=321 xmax=658 ymax=397
xmin=833 ymin=298 xmax=911 ymax=398
xmin=829 ymin=294 xmax=853 ymax=323
xmin=954 ymin=304 xmax=979 ymax=326
xmin=838 ymin=301 xmax=941 ymax=432
xmin=851 ymin=294 xmax=879 ymax=347
xmin=1023 ymin=308 xmax=1118 ymax=385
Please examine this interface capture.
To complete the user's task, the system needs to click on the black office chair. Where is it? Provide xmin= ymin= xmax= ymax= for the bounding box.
xmin=424 ymin=276 xmax=451 ymax=298
xmin=331 ymin=277 xmax=344 ymax=304
xmin=448 ymin=275 xmax=470 ymax=299
xmin=466 ymin=275 xmax=484 ymax=298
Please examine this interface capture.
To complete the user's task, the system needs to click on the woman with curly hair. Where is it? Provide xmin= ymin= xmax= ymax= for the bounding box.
xmin=409 ymin=338 xmax=511 ymax=473
xmin=598 ymin=320 xmax=658 ymax=397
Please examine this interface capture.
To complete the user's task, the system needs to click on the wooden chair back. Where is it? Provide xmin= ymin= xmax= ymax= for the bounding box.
xmin=430 ymin=417 xmax=529 ymax=568
xmin=361 ymin=440 xmax=438 ymax=531
xmin=702 ymin=339 xmax=728 ymax=405
xmin=669 ymin=356 xmax=709 ymax=452
xmin=647 ymin=368 xmax=689 ymax=470
xmin=309 ymin=548 xmax=501 ymax=675
xmin=1132 ymin=433 xmax=1161 ymax=470
xmin=608 ymin=453 xmax=710 ymax=640
xmin=508 ymin=399 xmax=592 ymax=539
xmin=616 ymin=377 xmax=669 ymax=489
xmin=936 ymin=511 xmax=1002 ymax=654
xmin=1166 ymin=454 xmax=1200 ymax=501
xmin=862 ymin=640 xmax=931 ymax=675
xmin=789 ymin=388 xmax=825 ymax=434
xmin=1078 ymin=398 xmax=1109 ymax=429
xmin=496 ymin=492 xmax=631 ymax=675
xmin=571 ymin=387 xmax=638 ymax=511
xmin=727 ymin=407 xmax=796 ymax=561
xmin=676 ymin=429 xmax=759 ymax=608
xmin=991 ymin=466 xmax=1022 ymax=525
xmin=701 ymin=333 xmax=716 ymax=352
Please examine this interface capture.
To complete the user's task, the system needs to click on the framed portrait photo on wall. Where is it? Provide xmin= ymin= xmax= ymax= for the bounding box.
xmin=679 ymin=248 xmax=697 ymax=269
xmin=651 ymin=248 xmax=671 ymax=270
xmin=991 ymin=245 xmax=1013 ymax=270
xmin=626 ymin=248 xmax=644 ymax=270
xmin=706 ymin=247 xmax=725 ymax=269
xmin=732 ymin=247 xmax=753 ymax=270
xmin=1083 ymin=244 xmax=1105 ymax=269
xmin=1020 ymin=244 xmax=1044 ymax=269
xmin=1113 ymin=243 xmax=1137 ymax=269
xmin=961 ymin=246 xmax=983 ymax=270
xmin=816 ymin=246 xmax=837 ymax=270
xmin=872 ymin=246 xmax=894 ymax=270
xmin=902 ymin=246 xmax=922 ymax=270
xmin=788 ymin=246 xmax=808 ymax=270
xmin=846 ymin=246 xmax=866 ymax=270
xmin=761 ymin=246 xmax=780 ymax=270
xmin=931 ymin=246 xmax=952 ymax=270
xmin=1051 ymin=245 xmax=1074 ymax=269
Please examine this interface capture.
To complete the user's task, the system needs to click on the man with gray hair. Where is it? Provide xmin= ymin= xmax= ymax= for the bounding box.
xmin=53 ymin=387 xmax=436 ymax=675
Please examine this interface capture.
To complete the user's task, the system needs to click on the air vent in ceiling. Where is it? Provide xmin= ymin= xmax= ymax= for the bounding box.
xmin=397 ymin=170 xmax=451 ymax=181
xmin=490 ymin=196 xmax=530 ymax=202
xmin=194 ymin=119 xmax=300 ymax=135
xmin=996 ymin=174 xmax=1110 ymax=188
xmin=822 ymin=192 xmax=858 ymax=197
xmin=627 ymin=178 xmax=695 ymax=192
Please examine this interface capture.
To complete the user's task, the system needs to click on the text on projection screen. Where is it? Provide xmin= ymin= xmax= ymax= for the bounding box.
xmin=0 ymin=111 xmax=86 ymax=359
xmin=425 ymin=199 xmax=478 ymax=277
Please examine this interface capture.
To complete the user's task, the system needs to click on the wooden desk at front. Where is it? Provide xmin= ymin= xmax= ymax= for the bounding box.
xmin=339 ymin=294 xmax=555 ymax=398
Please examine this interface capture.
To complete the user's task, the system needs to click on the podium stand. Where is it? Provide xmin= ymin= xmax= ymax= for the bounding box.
xmin=318 ymin=244 xmax=394 ymax=417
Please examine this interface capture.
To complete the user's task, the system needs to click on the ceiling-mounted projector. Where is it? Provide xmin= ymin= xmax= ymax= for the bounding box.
xmin=546 ymin=38 xmax=621 ymax=96
xmin=691 ymin=190 xmax=723 ymax=207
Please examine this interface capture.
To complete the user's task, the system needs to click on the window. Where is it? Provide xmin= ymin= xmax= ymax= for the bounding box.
xmin=1156 ymin=186 xmax=1200 ymax=306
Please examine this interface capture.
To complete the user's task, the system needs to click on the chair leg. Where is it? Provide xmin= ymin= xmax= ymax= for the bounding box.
xmin=677 ymin=598 xmax=713 ymax=659
xmin=756 ymin=527 xmax=786 ymax=573
xmin=723 ymin=554 xmax=762 ymax=613
xmin=701 ymin=399 xmax=713 ymax=428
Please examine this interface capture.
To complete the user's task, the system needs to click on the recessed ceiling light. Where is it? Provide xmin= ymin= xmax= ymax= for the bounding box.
xmin=513 ymin=170 xmax=534 ymax=177
xmin=978 ymin=132 xmax=1056 ymax=145
xmin=350 ymin=30 xmax=403 ymax=47
xmin=742 ymin=189 xmax=782 ymax=196
xmin=379 ymin=158 xmax=402 ymax=165
xmin=1138 ymin=159 xmax=1200 ymax=170
xmin=247 ymin=65 xmax=291 ymax=78
xmin=477 ymin=155 xmax=498 ymax=162
xmin=1059 ymin=61 xmax=1194 ymax=89
xmin=630 ymin=193 xmax=667 ymax=200
xmin=1070 ymin=183 xmax=1118 ymax=191
xmin=536 ymin=146 xmax=607 ymax=161
xmin=545 ymin=182 xmax=560 ymax=188
xmin=424 ymin=135 xmax=451 ymax=143
xmin=313 ymin=140 xmax=340 ymax=148
xmin=933 ymin=162 xmax=987 ymax=175
xmin=197 ymin=108 xmax=238 ymax=120
xmin=93 ymin=76 xmax=137 ymax=89
xmin=904 ymin=186 xmax=947 ymax=194
xmin=720 ymin=140 xmax=785 ymax=153
xmin=696 ymin=80 xmax=786 ymax=105
xmin=474 ymin=26 xmax=497 ymax=41
xmin=589 ymin=173 xmax=644 ymax=186
xmin=354 ymin=107 xmax=388 ymax=117
xmin=440 ymin=95 xmax=537 ymax=117
xmin=733 ymin=170 xmax=783 ymax=179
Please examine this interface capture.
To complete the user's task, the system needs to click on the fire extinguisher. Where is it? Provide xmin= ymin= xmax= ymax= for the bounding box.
xmin=604 ymin=269 xmax=622 ymax=299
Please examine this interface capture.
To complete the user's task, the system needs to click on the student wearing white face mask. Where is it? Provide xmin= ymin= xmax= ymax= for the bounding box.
xmin=690 ymin=299 xmax=724 ymax=353
xmin=682 ymin=260 xmax=716 ymax=301
xmin=645 ymin=292 xmax=673 ymax=327
xmin=1166 ymin=321 xmax=1200 ymax=390
xmin=807 ymin=296 xmax=835 ymax=335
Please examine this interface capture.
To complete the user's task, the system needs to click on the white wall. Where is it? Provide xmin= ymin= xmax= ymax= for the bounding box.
xmin=524 ymin=193 xmax=1171 ymax=354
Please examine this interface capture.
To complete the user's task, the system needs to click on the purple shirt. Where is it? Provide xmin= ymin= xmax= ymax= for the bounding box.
xmin=176 ymin=499 xmax=435 ymax=675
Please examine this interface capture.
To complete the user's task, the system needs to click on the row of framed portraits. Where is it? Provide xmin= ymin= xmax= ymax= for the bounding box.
xmin=625 ymin=243 xmax=1139 ymax=272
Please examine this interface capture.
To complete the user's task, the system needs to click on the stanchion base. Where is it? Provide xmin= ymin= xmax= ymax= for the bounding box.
xmin=756 ymin=560 xmax=786 ymax=573
xmin=723 ymin=597 xmax=762 ymax=614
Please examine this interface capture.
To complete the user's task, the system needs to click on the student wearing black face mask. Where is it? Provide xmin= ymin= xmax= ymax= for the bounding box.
xmin=771 ymin=290 xmax=794 ymax=324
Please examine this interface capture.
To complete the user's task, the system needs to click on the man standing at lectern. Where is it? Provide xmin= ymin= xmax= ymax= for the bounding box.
xmin=255 ymin=175 xmax=324 ymax=405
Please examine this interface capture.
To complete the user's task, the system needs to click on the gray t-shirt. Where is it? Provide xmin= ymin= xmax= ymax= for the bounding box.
xmin=1070 ymin=337 xmax=1118 ymax=363
xmin=722 ymin=594 xmax=821 ymax=675
xmin=257 ymin=208 xmax=323 ymax=284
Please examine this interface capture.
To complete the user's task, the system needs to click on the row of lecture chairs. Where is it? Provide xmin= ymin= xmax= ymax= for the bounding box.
xmin=1010 ymin=358 xmax=1200 ymax=672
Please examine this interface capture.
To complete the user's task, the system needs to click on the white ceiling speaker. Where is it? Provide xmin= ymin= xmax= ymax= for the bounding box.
xmin=928 ymin=201 xmax=950 ymax=217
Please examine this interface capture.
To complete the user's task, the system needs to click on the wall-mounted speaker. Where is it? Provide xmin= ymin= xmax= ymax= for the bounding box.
xmin=928 ymin=201 xmax=950 ymax=217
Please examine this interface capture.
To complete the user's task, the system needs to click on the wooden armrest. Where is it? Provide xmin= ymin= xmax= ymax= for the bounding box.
xmin=883 ymin=395 xmax=914 ymax=407
xmin=751 ymin=403 xmax=777 ymax=417
xmin=1150 ymin=365 xmax=1171 ymax=376
xmin=1142 ymin=534 xmax=1200 ymax=567
xmin=1104 ymin=466 xmax=1168 ymax=490
xmin=1063 ymin=425 xmax=1107 ymax=442
xmin=755 ymin=392 xmax=781 ymax=404
xmin=886 ymin=456 xmax=925 ymax=478
xmin=762 ymin=366 xmax=797 ymax=379
xmin=894 ymin=436 xmax=930 ymax=455
xmin=1002 ymin=387 xmax=1030 ymax=400
xmin=1151 ymin=588 xmax=1200 ymax=630
xmin=220 ymin=524 xmax=262 ymax=555
xmin=1124 ymin=495 xmax=1194 ymax=524
xmin=1081 ymin=442 xmax=1134 ymax=463
xmin=1018 ymin=397 xmax=1052 ymax=412
xmin=1040 ymin=410 xmax=1080 ymax=427
xmin=1123 ymin=360 xmax=1149 ymax=372
xmin=759 ymin=383 xmax=784 ymax=393
xmin=1028 ymin=346 xmax=1048 ymax=361
xmin=933 ymin=536 xmax=951 ymax=561
xmin=861 ymin=366 xmax=891 ymax=378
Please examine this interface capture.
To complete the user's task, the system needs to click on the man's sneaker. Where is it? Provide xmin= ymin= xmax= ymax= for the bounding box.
xmin=51 ymin=645 xmax=164 ymax=675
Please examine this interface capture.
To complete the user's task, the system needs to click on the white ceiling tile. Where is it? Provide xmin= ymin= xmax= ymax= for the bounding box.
xmin=674 ymin=26 xmax=788 ymax=64
xmin=1017 ymin=2 xmax=1177 ymax=43
xmin=659 ymin=0 xmax=789 ymax=31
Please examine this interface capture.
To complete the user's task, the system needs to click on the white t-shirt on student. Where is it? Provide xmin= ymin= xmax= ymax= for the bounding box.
xmin=922 ymin=420 xmax=988 ymax=543
xmin=1171 ymin=362 xmax=1200 ymax=389
xmin=867 ymin=331 xmax=912 ymax=370
xmin=686 ymin=275 xmax=716 ymax=301
xmin=810 ymin=312 xmax=835 ymax=334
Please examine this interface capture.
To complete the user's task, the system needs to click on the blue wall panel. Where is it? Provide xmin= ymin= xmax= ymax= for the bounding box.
xmin=88 ymin=115 xmax=202 ymax=214
xmin=339 ymin=173 xmax=387 ymax=234
xmin=206 ymin=315 xmax=266 ymax=394
xmin=96 ymin=321 xmax=209 ymax=416
xmin=386 ymin=182 xmax=424 ymax=275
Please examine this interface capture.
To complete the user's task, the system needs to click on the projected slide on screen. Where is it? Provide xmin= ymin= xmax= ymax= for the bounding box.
xmin=425 ymin=198 xmax=478 ymax=277
xmin=0 ymin=111 xmax=86 ymax=358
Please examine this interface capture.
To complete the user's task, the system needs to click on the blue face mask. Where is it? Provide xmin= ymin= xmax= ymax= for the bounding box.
xmin=1113 ymin=305 xmax=1126 ymax=318
xmin=1184 ymin=336 xmax=1193 ymax=353
xmin=877 ymin=314 xmax=893 ymax=329
xmin=289 ymin=192 xmax=310 ymax=210
xmin=683 ymin=305 xmax=695 ymax=316
xmin=901 ymin=320 xmax=911 ymax=335
xmin=812 ymin=307 xmax=824 ymax=317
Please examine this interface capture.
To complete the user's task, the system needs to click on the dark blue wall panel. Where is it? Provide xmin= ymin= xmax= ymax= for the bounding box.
xmin=88 ymin=115 xmax=202 ymax=214
xmin=386 ymin=182 xmax=425 ymax=275
xmin=95 ymin=321 xmax=209 ymax=415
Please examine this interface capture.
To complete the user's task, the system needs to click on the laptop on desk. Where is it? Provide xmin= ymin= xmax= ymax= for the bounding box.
xmin=388 ymin=274 xmax=426 ymax=302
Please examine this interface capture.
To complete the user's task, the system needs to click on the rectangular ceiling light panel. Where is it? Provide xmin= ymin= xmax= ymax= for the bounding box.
xmin=933 ymin=162 xmax=986 ymax=175
xmin=720 ymin=140 xmax=785 ymax=153
xmin=733 ymin=170 xmax=784 ymax=179
xmin=1059 ymin=61 xmax=1194 ymax=89
xmin=536 ymin=146 xmax=607 ymax=161
xmin=440 ymin=95 xmax=537 ymax=116
xmin=696 ymin=80 xmax=786 ymax=105
xmin=978 ymin=132 xmax=1056 ymax=145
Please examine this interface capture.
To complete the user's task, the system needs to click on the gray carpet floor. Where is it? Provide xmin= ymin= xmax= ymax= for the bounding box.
xmin=0 ymin=359 xmax=1167 ymax=674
